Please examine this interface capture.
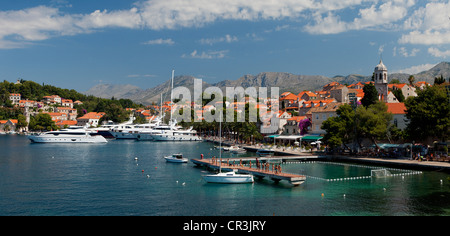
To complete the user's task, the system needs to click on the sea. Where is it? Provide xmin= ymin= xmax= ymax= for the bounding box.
xmin=1 ymin=135 xmax=450 ymax=216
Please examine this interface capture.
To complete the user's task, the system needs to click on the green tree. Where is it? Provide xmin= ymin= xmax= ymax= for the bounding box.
xmin=355 ymin=101 xmax=393 ymax=148
xmin=321 ymin=104 xmax=355 ymax=149
xmin=390 ymin=79 xmax=400 ymax=84
xmin=392 ymin=89 xmax=405 ymax=102
xmin=408 ymin=75 xmax=415 ymax=86
xmin=361 ymin=83 xmax=378 ymax=107
xmin=405 ymin=84 xmax=450 ymax=142
xmin=16 ymin=114 xmax=28 ymax=131
xmin=434 ymin=75 xmax=445 ymax=85
xmin=29 ymin=113 xmax=58 ymax=131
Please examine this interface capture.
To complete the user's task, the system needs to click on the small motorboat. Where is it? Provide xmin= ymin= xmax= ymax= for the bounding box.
xmin=256 ymin=149 xmax=275 ymax=157
xmin=230 ymin=147 xmax=247 ymax=154
xmin=164 ymin=154 xmax=188 ymax=163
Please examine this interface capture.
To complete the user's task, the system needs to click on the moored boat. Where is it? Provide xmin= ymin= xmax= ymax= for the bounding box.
xmin=203 ymin=171 xmax=254 ymax=184
xmin=164 ymin=154 xmax=188 ymax=163
xmin=256 ymin=149 xmax=275 ymax=157
xmin=28 ymin=127 xmax=107 ymax=143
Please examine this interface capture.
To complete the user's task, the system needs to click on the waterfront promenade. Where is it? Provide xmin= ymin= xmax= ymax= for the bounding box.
xmin=204 ymin=137 xmax=450 ymax=173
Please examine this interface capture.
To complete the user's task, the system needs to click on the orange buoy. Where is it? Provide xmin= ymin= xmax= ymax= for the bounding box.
xmin=142 ymin=169 xmax=144 ymax=172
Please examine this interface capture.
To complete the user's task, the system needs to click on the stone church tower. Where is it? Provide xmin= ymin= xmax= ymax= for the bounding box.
xmin=374 ymin=59 xmax=388 ymax=102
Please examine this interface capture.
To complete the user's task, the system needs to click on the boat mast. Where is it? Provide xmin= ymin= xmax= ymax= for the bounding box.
xmin=219 ymin=111 xmax=222 ymax=173
xmin=170 ymin=69 xmax=174 ymax=128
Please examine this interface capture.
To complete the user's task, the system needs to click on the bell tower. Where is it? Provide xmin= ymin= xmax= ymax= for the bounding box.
xmin=374 ymin=59 xmax=388 ymax=102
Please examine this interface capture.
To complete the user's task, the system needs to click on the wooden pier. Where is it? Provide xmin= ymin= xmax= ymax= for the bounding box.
xmin=191 ymin=157 xmax=307 ymax=186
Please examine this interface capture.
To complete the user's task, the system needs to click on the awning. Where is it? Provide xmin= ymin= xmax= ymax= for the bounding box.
xmin=266 ymin=135 xmax=280 ymax=138
xmin=275 ymin=135 xmax=303 ymax=140
xmin=301 ymin=136 xmax=323 ymax=141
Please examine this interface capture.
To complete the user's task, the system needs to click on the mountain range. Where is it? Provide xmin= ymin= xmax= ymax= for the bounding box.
xmin=85 ymin=62 xmax=450 ymax=105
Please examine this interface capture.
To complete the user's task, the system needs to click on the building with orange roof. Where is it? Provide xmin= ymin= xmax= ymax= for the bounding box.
xmin=322 ymin=82 xmax=342 ymax=92
xmin=414 ymin=81 xmax=431 ymax=90
xmin=283 ymin=116 xmax=309 ymax=135
xmin=297 ymin=91 xmax=317 ymax=101
xmin=46 ymin=112 xmax=68 ymax=121
xmin=280 ymin=93 xmax=298 ymax=108
xmin=43 ymin=95 xmax=61 ymax=105
xmin=9 ymin=93 xmax=21 ymax=104
xmin=61 ymin=99 xmax=73 ymax=108
xmin=55 ymin=120 xmax=77 ymax=129
xmin=386 ymin=102 xmax=408 ymax=129
xmin=330 ymin=84 xmax=349 ymax=103
xmin=77 ymin=112 xmax=105 ymax=127
xmin=0 ymin=119 xmax=18 ymax=132
xmin=307 ymin=102 xmax=343 ymax=134
xmin=388 ymin=83 xmax=417 ymax=99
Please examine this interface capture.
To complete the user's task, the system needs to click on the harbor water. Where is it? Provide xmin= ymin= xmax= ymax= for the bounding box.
xmin=1 ymin=135 xmax=450 ymax=216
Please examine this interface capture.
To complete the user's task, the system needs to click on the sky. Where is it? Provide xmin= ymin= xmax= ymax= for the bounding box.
xmin=0 ymin=0 xmax=449 ymax=92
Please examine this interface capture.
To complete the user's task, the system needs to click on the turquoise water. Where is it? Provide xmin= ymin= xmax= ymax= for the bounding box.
xmin=1 ymin=135 xmax=450 ymax=216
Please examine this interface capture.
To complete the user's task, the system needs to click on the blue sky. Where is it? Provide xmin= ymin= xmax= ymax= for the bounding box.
xmin=0 ymin=0 xmax=449 ymax=92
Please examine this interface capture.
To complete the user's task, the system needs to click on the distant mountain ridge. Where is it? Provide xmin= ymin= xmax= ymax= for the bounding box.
xmin=85 ymin=62 xmax=450 ymax=105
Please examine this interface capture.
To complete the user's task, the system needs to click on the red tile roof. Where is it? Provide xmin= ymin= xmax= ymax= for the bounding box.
xmin=386 ymin=103 xmax=407 ymax=114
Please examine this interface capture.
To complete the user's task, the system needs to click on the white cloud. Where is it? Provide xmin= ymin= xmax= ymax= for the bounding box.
xmin=182 ymin=50 xmax=229 ymax=59
xmin=428 ymin=47 xmax=450 ymax=58
xmin=0 ymin=5 xmax=142 ymax=49
xmin=199 ymin=34 xmax=238 ymax=45
xmin=394 ymin=63 xmax=437 ymax=74
xmin=305 ymin=0 xmax=412 ymax=34
xmin=137 ymin=0 xmax=316 ymax=30
xmin=393 ymin=46 xmax=420 ymax=57
xmin=142 ymin=38 xmax=175 ymax=45
xmin=0 ymin=6 xmax=81 ymax=48
xmin=399 ymin=30 xmax=450 ymax=45
xmin=0 ymin=0 xmax=448 ymax=50
xmin=399 ymin=1 xmax=450 ymax=45
xmin=76 ymin=8 xmax=142 ymax=29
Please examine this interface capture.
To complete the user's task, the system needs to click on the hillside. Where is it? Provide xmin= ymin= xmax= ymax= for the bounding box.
xmin=85 ymin=62 xmax=450 ymax=105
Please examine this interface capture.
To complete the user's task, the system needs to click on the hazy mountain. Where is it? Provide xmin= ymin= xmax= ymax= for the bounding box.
xmin=85 ymin=62 xmax=450 ymax=105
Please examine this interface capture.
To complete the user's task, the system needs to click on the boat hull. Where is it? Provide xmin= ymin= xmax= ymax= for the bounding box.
xmin=151 ymin=134 xmax=202 ymax=141
xmin=203 ymin=172 xmax=254 ymax=184
xmin=164 ymin=156 xmax=188 ymax=163
xmin=28 ymin=135 xmax=107 ymax=143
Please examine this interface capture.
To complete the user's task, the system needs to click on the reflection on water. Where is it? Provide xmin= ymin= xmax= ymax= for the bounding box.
xmin=0 ymin=135 xmax=449 ymax=216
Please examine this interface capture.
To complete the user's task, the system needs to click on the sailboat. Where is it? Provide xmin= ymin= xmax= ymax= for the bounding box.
xmin=202 ymin=112 xmax=254 ymax=184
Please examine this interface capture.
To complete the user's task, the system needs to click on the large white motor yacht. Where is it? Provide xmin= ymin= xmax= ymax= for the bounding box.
xmin=28 ymin=127 xmax=107 ymax=143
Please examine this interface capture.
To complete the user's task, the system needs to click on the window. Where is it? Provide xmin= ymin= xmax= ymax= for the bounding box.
xmin=316 ymin=114 xmax=319 ymax=120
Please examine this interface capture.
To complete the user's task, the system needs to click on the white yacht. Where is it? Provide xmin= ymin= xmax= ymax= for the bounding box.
xmin=147 ymin=71 xmax=202 ymax=142
xmin=203 ymin=171 xmax=254 ymax=183
xmin=28 ymin=127 xmax=107 ymax=143
xmin=150 ymin=126 xmax=202 ymax=141
xmin=164 ymin=154 xmax=188 ymax=163
xmin=136 ymin=123 xmax=169 ymax=141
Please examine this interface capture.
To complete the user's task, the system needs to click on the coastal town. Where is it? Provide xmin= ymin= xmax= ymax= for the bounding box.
xmin=1 ymin=60 xmax=449 ymax=161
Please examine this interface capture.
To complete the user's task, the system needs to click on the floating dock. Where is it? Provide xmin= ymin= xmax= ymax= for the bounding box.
xmin=191 ymin=157 xmax=308 ymax=186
